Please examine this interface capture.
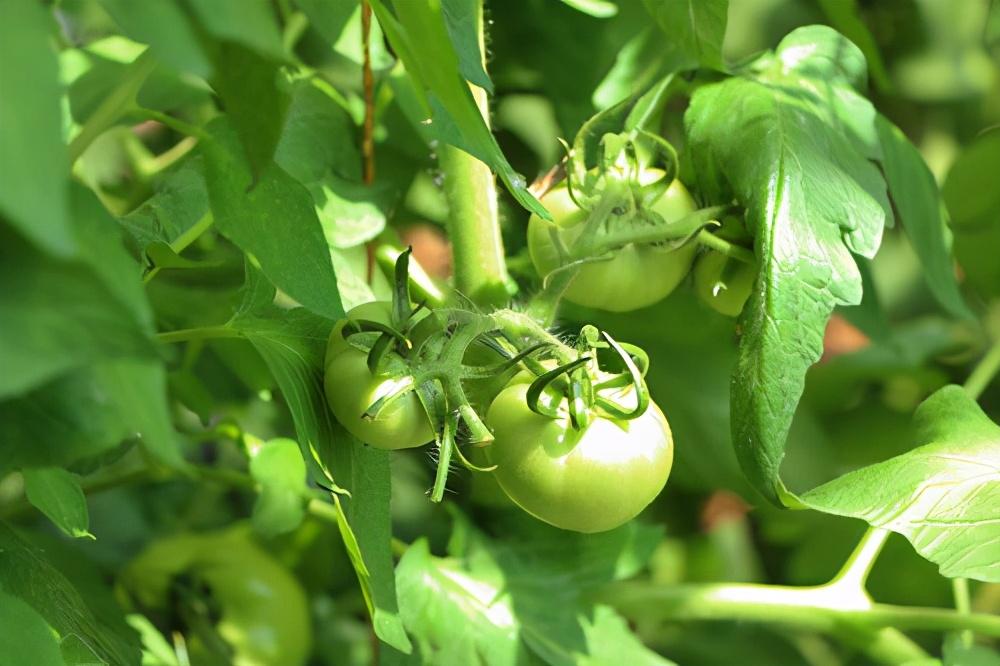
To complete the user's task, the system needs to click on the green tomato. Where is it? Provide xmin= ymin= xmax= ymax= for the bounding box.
xmin=324 ymin=301 xmax=433 ymax=449
xmin=122 ymin=529 xmax=312 ymax=666
xmin=484 ymin=382 xmax=674 ymax=533
xmin=527 ymin=173 xmax=698 ymax=312
xmin=693 ymin=251 xmax=756 ymax=317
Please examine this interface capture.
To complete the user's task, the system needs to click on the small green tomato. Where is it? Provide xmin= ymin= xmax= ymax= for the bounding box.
xmin=324 ymin=301 xmax=433 ymax=450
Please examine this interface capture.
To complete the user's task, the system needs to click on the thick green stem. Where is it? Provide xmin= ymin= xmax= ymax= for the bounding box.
xmin=600 ymin=581 xmax=1000 ymax=662
xmin=964 ymin=338 xmax=1000 ymax=400
xmin=439 ymin=0 xmax=509 ymax=307
xmin=68 ymin=49 xmax=157 ymax=165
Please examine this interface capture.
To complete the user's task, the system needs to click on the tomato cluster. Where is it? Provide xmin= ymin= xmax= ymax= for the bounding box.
xmin=320 ymin=168 xmax=753 ymax=534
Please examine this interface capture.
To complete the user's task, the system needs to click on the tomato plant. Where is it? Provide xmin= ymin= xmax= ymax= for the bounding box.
xmin=3 ymin=1 xmax=1000 ymax=665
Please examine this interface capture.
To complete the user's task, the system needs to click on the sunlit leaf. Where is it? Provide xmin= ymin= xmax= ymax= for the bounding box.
xmin=685 ymin=25 xmax=892 ymax=504
xmin=803 ymin=385 xmax=1000 ymax=582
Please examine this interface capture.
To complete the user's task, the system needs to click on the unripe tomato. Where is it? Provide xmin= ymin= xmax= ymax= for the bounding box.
xmin=122 ymin=529 xmax=311 ymax=666
xmin=527 ymin=173 xmax=698 ymax=312
xmin=693 ymin=251 xmax=755 ymax=317
xmin=484 ymin=382 xmax=674 ymax=533
xmin=324 ymin=302 xmax=433 ymax=449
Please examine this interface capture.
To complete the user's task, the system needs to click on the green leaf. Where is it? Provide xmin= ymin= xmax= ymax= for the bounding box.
xmin=0 ymin=359 xmax=182 ymax=475
xmin=249 ymin=438 xmax=308 ymax=538
xmin=96 ymin=0 xmax=211 ymax=76
xmin=0 ymin=523 xmax=140 ymax=665
xmin=394 ymin=515 xmax=672 ymax=666
xmin=0 ymin=186 xmax=158 ymax=399
xmin=642 ymin=0 xmax=729 ymax=70
xmin=229 ymin=267 xmax=410 ymax=653
xmin=309 ymin=176 xmax=391 ymax=248
xmin=0 ymin=592 xmax=66 ymax=666
xmin=208 ymin=42 xmax=290 ymax=176
xmin=22 ymin=468 xmax=93 ymax=540
xmin=127 ymin=615 xmax=180 ymax=666
xmin=186 ymin=0 xmax=285 ymax=60
xmin=202 ymin=118 xmax=342 ymax=319
xmin=815 ymin=0 xmax=892 ymax=91
xmin=943 ymin=129 xmax=1000 ymax=299
xmin=120 ymin=158 xmax=210 ymax=249
xmin=558 ymin=0 xmax=618 ymax=18
xmin=802 ymin=385 xmax=1000 ymax=582
xmin=441 ymin=0 xmax=493 ymax=93
xmin=275 ymin=78 xmax=360 ymax=183
xmin=0 ymin=0 xmax=72 ymax=257
xmin=875 ymin=115 xmax=970 ymax=319
xmin=685 ymin=25 xmax=892 ymax=504
xmin=370 ymin=0 xmax=548 ymax=219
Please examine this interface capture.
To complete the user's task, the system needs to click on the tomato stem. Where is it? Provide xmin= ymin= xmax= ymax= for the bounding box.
xmin=963 ymin=337 xmax=1000 ymax=400
xmin=68 ymin=49 xmax=158 ymax=165
xmin=695 ymin=229 xmax=756 ymax=264
xmin=438 ymin=0 xmax=510 ymax=308
xmin=828 ymin=526 xmax=890 ymax=592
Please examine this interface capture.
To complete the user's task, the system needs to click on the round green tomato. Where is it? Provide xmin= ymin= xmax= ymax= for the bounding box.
xmin=527 ymin=173 xmax=698 ymax=312
xmin=693 ymin=251 xmax=755 ymax=317
xmin=484 ymin=382 xmax=674 ymax=533
xmin=324 ymin=302 xmax=433 ymax=449
xmin=123 ymin=530 xmax=311 ymax=666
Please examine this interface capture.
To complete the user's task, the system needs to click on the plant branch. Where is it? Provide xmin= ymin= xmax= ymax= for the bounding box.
xmin=156 ymin=325 xmax=241 ymax=344
xmin=143 ymin=212 xmax=216 ymax=284
xmin=68 ymin=49 xmax=158 ymax=165
xmin=964 ymin=337 xmax=1000 ymax=400
xmin=828 ymin=527 xmax=890 ymax=592
xmin=600 ymin=581 xmax=1000 ymax=662
xmin=439 ymin=0 xmax=509 ymax=307
xmin=695 ymin=229 xmax=756 ymax=264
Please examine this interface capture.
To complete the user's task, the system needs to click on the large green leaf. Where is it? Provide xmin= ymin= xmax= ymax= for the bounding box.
xmin=0 ymin=359 xmax=182 ymax=474
xmin=685 ymin=25 xmax=892 ymax=504
xmin=392 ymin=512 xmax=670 ymax=665
xmin=875 ymin=115 xmax=970 ymax=318
xmin=228 ymin=267 xmax=411 ymax=653
xmin=186 ymin=0 xmax=285 ymax=60
xmin=642 ymin=0 xmax=729 ymax=70
xmin=0 ymin=186 xmax=159 ymax=399
xmin=208 ymin=42 xmax=290 ymax=176
xmin=440 ymin=0 xmax=493 ymax=92
xmin=802 ymin=385 xmax=1000 ymax=582
xmin=96 ymin=0 xmax=211 ymax=77
xmin=202 ymin=119 xmax=342 ymax=319
xmin=0 ymin=593 xmax=65 ymax=666
xmin=0 ymin=523 xmax=140 ymax=666
xmin=369 ymin=0 xmax=548 ymax=219
xmin=0 ymin=0 xmax=72 ymax=256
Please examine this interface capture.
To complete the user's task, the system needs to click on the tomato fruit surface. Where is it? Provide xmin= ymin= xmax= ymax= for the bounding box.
xmin=527 ymin=172 xmax=698 ymax=312
xmin=324 ymin=301 xmax=433 ymax=449
xmin=693 ymin=250 xmax=755 ymax=317
xmin=122 ymin=530 xmax=311 ymax=666
xmin=484 ymin=382 xmax=673 ymax=533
